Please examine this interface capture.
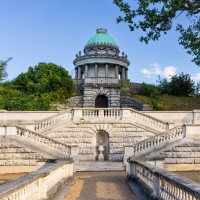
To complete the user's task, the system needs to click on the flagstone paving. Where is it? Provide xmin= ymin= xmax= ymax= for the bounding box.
xmin=64 ymin=171 xmax=137 ymax=200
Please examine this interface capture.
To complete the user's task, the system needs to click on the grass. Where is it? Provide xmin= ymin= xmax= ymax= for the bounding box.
xmin=131 ymin=94 xmax=200 ymax=111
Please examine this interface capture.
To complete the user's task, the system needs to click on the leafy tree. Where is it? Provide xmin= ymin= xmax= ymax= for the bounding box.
xmin=139 ymin=82 xmax=160 ymax=98
xmin=0 ymin=58 xmax=12 ymax=81
xmin=0 ymin=62 xmax=73 ymax=111
xmin=113 ymin=0 xmax=200 ymax=66
xmin=13 ymin=62 xmax=73 ymax=103
xmin=157 ymin=73 xmax=196 ymax=96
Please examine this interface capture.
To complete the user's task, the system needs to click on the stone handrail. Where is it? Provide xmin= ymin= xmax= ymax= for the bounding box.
xmin=0 ymin=160 xmax=73 ymax=200
xmin=34 ymin=110 xmax=72 ymax=131
xmin=133 ymin=126 xmax=184 ymax=156
xmin=128 ymin=108 xmax=169 ymax=131
xmin=128 ymin=160 xmax=200 ymax=199
xmin=81 ymin=108 xmax=122 ymax=118
xmin=73 ymin=108 xmax=169 ymax=131
xmin=16 ymin=126 xmax=69 ymax=155
xmin=84 ymin=77 xmax=119 ymax=84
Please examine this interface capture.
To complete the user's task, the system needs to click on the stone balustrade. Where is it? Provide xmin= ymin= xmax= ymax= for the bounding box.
xmin=16 ymin=126 xmax=69 ymax=155
xmin=34 ymin=110 xmax=72 ymax=131
xmin=133 ymin=126 xmax=184 ymax=156
xmin=84 ymin=77 xmax=119 ymax=84
xmin=0 ymin=160 xmax=73 ymax=200
xmin=72 ymin=108 xmax=169 ymax=131
xmin=128 ymin=109 xmax=169 ymax=131
xmin=81 ymin=108 xmax=122 ymax=118
xmin=128 ymin=160 xmax=200 ymax=199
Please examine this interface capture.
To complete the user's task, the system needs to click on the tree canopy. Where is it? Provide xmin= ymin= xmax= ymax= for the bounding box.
xmin=0 ymin=62 xmax=73 ymax=111
xmin=0 ymin=58 xmax=12 ymax=81
xmin=157 ymin=72 xmax=198 ymax=96
xmin=113 ymin=0 xmax=200 ymax=66
xmin=13 ymin=62 xmax=73 ymax=102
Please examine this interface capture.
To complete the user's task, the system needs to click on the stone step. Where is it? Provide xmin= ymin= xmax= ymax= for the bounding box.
xmin=76 ymin=161 xmax=126 ymax=172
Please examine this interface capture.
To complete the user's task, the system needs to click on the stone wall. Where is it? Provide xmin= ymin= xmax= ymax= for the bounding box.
xmin=46 ymin=122 xmax=156 ymax=161
xmin=83 ymin=87 xmax=120 ymax=107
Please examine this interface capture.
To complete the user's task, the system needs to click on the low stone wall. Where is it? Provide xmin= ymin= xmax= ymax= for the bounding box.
xmin=143 ymin=110 xmax=200 ymax=124
xmin=0 ymin=110 xmax=59 ymax=121
xmin=0 ymin=159 xmax=73 ymax=200
xmin=128 ymin=160 xmax=200 ymax=199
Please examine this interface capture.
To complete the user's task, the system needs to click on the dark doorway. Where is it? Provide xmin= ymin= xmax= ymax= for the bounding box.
xmin=95 ymin=95 xmax=108 ymax=108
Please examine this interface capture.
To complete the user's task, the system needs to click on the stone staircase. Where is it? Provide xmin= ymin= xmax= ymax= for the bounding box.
xmin=1 ymin=125 xmax=70 ymax=161
xmin=0 ymin=143 xmax=45 ymax=166
xmin=66 ymin=96 xmax=83 ymax=108
xmin=1 ymin=107 xmax=179 ymax=172
xmin=131 ymin=125 xmax=186 ymax=160
xmin=120 ymin=96 xmax=143 ymax=110
xmin=76 ymin=161 xmax=125 ymax=171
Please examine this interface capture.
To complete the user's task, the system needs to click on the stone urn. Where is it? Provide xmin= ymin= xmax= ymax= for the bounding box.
xmin=98 ymin=145 xmax=105 ymax=161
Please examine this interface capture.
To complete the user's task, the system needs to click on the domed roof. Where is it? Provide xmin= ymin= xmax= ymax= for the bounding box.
xmin=85 ymin=28 xmax=118 ymax=47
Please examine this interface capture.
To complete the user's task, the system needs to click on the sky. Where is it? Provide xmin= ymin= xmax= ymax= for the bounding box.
xmin=0 ymin=0 xmax=200 ymax=84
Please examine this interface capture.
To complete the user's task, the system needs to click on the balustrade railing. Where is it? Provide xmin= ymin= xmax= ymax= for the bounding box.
xmin=133 ymin=126 xmax=184 ymax=156
xmin=129 ymin=109 xmax=169 ymax=131
xmin=16 ymin=126 xmax=69 ymax=155
xmin=82 ymin=108 xmax=122 ymax=118
xmin=129 ymin=160 xmax=200 ymax=200
xmin=0 ymin=160 xmax=73 ymax=200
xmin=84 ymin=77 xmax=119 ymax=84
xmin=34 ymin=110 xmax=72 ymax=131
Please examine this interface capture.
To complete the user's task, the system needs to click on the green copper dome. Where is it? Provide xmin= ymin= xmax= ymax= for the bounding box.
xmin=86 ymin=28 xmax=117 ymax=47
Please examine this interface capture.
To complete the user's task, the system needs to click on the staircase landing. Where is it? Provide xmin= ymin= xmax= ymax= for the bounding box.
xmin=76 ymin=161 xmax=125 ymax=171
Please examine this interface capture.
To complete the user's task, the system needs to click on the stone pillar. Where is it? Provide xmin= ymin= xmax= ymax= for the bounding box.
xmin=95 ymin=64 xmax=98 ymax=77
xmin=125 ymin=68 xmax=128 ymax=80
xmin=124 ymin=146 xmax=134 ymax=172
xmin=115 ymin=65 xmax=119 ymax=78
xmin=84 ymin=65 xmax=88 ymax=78
xmin=122 ymin=67 xmax=125 ymax=80
xmin=78 ymin=66 xmax=81 ymax=79
xmin=75 ymin=68 xmax=78 ymax=79
xmin=105 ymin=64 xmax=108 ymax=77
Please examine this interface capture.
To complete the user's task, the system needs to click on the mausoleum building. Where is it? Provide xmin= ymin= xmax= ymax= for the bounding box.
xmin=73 ymin=28 xmax=142 ymax=109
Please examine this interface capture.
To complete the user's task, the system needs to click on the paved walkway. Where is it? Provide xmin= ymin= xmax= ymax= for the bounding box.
xmin=64 ymin=172 xmax=137 ymax=200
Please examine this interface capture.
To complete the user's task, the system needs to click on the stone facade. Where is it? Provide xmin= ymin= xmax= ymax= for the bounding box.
xmin=0 ymin=108 xmax=200 ymax=172
xmin=73 ymin=28 xmax=131 ymax=108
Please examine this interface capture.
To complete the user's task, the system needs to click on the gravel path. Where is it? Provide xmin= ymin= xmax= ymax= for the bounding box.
xmin=64 ymin=172 xmax=137 ymax=200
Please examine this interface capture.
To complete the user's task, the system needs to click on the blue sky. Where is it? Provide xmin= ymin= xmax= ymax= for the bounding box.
xmin=1 ymin=0 xmax=200 ymax=84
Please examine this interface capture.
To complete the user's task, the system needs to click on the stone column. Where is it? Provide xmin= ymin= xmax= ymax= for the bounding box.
xmin=84 ymin=65 xmax=88 ymax=78
xmin=115 ymin=65 xmax=119 ymax=78
xmin=75 ymin=68 xmax=78 ymax=79
xmin=95 ymin=64 xmax=98 ymax=77
xmin=122 ymin=67 xmax=125 ymax=80
xmin=125 ymin=68 xmax=128 ymax=80
xmin=105 ymin=64 xmax=108 ymax=77
xmin=78 ymin=66 xmax=81 ymax=79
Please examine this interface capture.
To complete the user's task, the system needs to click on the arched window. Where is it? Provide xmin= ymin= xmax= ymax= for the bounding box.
xmin=95 ymin=95 xmax=108 ymax=108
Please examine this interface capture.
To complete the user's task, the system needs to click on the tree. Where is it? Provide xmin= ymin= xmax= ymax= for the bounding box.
xmin=0 ymin=58 xmax=12 ymax=81
xmin=113 ymin=0 xmax=200 ymax=66
xmin=13 ymin=62 xmax=73 ymax=103
xmin=157 ymin=72 xmax=196 ymax=96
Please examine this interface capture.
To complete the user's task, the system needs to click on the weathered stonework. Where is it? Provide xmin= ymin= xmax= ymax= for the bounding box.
xmin=46 ymin=121 xmax=155 ymax=161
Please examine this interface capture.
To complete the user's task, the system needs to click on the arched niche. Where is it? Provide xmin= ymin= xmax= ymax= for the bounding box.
xmin=96 ymin=131 xmax=109 ymax=161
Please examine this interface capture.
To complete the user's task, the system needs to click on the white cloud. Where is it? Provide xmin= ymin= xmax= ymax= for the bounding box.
xmin=150 ymin=62 xmax=160 ymax=68
xmin=162 ymin=66 xmax=177 ymax=78
xmin=192 ymin=73 xmax=200 ymax=81
xmin=141 ymin=63 xmax=177 ymax=79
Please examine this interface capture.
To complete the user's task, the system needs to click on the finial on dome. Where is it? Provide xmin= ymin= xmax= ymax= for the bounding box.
xmin=96 ymin=28 xmax=107 ymax=34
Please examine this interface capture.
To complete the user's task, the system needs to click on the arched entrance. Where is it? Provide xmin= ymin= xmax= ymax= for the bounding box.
xmin=96 ymin=131 xmax=109 ymax=161
xmin=95 ymin=95 xmax=108 ymax=108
